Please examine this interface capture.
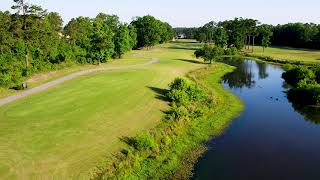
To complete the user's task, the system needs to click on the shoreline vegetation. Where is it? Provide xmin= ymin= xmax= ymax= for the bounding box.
xmin=282 ymin=65 xmax=320 ymax=106
xmin=242 ymin=46 xmax=320 ymax=66
xmin=92 ymin=64 xmax=243 ymax=179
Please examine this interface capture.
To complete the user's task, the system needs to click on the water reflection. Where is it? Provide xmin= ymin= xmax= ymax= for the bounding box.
xmin=257 ymin=62 xmax=269 ymax=79
xmin=288 ymin=95 xmax=320 ymax=124
xmin=193 ymin=57 xmax=320 ymax=180
xmin=218 ymin=57 xmax=269 ymax=89
xmin=220 ymin=57 xmax=319 ymax=124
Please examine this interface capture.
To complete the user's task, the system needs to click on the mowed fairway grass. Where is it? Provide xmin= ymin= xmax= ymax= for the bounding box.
xmin=247 ymin=46 xmax=320 ymax=64
xmin=0 ymin=40 xmax=206 ymax=179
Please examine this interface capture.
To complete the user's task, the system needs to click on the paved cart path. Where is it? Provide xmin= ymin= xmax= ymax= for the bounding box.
xmin=0 ymin=58 xmax=159 ymax=107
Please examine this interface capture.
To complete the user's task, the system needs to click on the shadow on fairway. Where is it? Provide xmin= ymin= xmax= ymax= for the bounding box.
xmin=166 ymin=46 xmax=199 ymax=50
xmin=147 ymin=86 xmax=169 ymax=101
xmin=174 ymin=58 xmax=206 ymax=64
xmin=271 ymin=45 xmax=320 ymax=52
xmin=171 ymin=41 xmax=199 ymax=44
xmin=120 ymin=136 xmax=137 ymax=148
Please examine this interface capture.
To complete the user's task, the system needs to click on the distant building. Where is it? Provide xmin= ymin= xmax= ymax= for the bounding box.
xmin=177 ymin=34 xmax=186 ymax=39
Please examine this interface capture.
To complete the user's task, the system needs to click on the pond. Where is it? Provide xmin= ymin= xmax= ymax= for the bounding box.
xmin=192 ymin=58 xmax=320 ymax=180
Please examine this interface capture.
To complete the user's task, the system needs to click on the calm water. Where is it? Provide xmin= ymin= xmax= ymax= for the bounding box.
xmin=193 ymin=58 xmax=320 ymax=180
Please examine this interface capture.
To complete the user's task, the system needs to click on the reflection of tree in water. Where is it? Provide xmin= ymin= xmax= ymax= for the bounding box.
xmin=256 ymin=62 xmax=269 ymax=79
xmin=290 ymin=102 xmax=320 ymax=125
xmin=219 ymin=57 xmax=256 ymax=89
xmin=286 ymin=91 xmax=320 ymax=125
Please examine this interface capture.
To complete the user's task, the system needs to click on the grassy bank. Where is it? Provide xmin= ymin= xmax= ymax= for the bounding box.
xmin=243 ymin=46 xmax=320 ymax=65
xmin=94 ymin=63 xmax=244 ymax=179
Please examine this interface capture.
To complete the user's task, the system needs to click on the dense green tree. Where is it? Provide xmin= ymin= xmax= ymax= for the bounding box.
xmin=132 ymin=15 xmax=161 ymax=48
xmin=128 ymin=24 xmax=137 ymax=49
xmin=91 ymin=16 xmax=114 ymax=64
xmin=64 ymin=17 xmax=93 ymax=50
xmin=272 ymin=23 xmax=320 ymax=49
xmin=160 ymin=22 xmax=174 ymax=43
xmin=194 ymin=44 xmax=224 ymax=64
xmin=213 ymin=27 xmax=228 ymax=47
xmin=11 ymin=0 xmax=47 ymax=68
xmin=132 ymin=15 xmax=172 ymax=48
xmin=218 ymin=18 xmax=249 ymax=49
xmin=258 ymin=24 xmax=273 ymax=52
xmin=114 ymin=24 xmax=132 ymax=58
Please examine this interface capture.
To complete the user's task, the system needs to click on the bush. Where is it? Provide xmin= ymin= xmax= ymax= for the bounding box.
xmin=168 ymin=103 xmax=189 ymax=121
xmin=134 ymin=132 xmax=157 ymax=151
xmin=224 ymin=47 xmax=238 ymax=56
xmin=312 ymin=65 xmax=320 ymax=83
xmin=194 ymin=44 xmax=224 ymax=63
xmin=167 ymin=78 xmax=206 ymax=106
xmin=282 ymin=65 xmax=320 ymax=105
xmin=282 ymin=66 xmax=315 ymax=86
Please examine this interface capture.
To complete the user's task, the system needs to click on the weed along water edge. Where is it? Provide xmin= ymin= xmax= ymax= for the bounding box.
xmin=193 ymin=57 xmax=320 ymax=180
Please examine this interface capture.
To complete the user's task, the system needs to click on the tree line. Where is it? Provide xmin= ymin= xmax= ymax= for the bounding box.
xmin=271 ymin=23 xmax=320 ymax=49
xmin=175 ymin=18 xmax=273 ymax=51
xmin=0 ymin=0 xmax=173 ymax=88
xmin=175 ymin=19 xmax=320 ymax=50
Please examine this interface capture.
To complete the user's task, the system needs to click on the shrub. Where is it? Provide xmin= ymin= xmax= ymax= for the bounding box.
xmin=168 ymin=103 xmax=189 ymax=121
xmin=312 ymin=65 xmax=320 ymax=83
xmin=282 ymin=65 xmax=320 ymax=105
xmin=167 ymin=78 xmax=207 ymax=106
xmin=224 ymin=47 xmax=238 ymax=56
xmin=134 ymin=132 xmax=157 ymax=151
xmin=194 ymin=44 xmax=224 ymax=63
xmin=282 ymin=66 xmax=315 ymax=86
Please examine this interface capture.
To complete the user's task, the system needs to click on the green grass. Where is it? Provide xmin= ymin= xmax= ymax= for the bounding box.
xmin=0 ymin=52 xmax=152 ymax=99
xmin=97 ymin=63 xmax=244 ymax=179
xmin=0 ymin=40 xmax=244 ymax=179
xmin=0 ymin=40 xmax=208 ymax=179
xmin=245 ymin=46 xmax=320 ymax=64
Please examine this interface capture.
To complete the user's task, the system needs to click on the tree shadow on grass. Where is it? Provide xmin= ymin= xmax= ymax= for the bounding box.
xmin=175 ymin=58 xmax=206 ymax=64
xmin=166 ymin=46 xmax=199 ymax=51
xmin=147 ymin=86 xmax=169 ymax=101
xmin=120 ymin=136 xmax=136 ymax=148
xmin=272 ymin=45 xmax=320 ymax=52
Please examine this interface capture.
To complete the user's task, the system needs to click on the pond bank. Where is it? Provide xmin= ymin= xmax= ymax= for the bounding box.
xmin=93 ymin=63 xmax=243 ymax=179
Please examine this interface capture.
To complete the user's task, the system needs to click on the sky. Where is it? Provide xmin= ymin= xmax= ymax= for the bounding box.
xmin=0 ymin=0 xmax=319 ymax=27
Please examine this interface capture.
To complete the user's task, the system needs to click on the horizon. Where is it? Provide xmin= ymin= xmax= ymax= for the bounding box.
xmin=0 ymin=0 xmax=320 ymax=27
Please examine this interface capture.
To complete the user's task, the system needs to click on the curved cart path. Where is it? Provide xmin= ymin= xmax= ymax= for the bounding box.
xmin=0 ymin=58 xmax=159 ymax=107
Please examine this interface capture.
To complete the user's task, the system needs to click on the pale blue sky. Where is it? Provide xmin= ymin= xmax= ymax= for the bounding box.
xmin=0 ymin=0 xmax=319 ymax=27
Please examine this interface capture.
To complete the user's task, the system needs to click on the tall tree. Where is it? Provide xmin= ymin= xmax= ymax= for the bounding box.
xmin=258 ymin=24 xmax=273 ymax=52
xmin=213 ymin=27 xmax=228 ymax=47
xmin=128 ymin=24 xmax=137 ymax=49
xmin=132 ymin=15 xmax=172 ymax=48
xmin=91 ymin=15 xmax=114 ymax=65
xmin=11 ymin=0 xmax=46 ymax=68
xmin=114 ymin=24 xmax=131 ymax=58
